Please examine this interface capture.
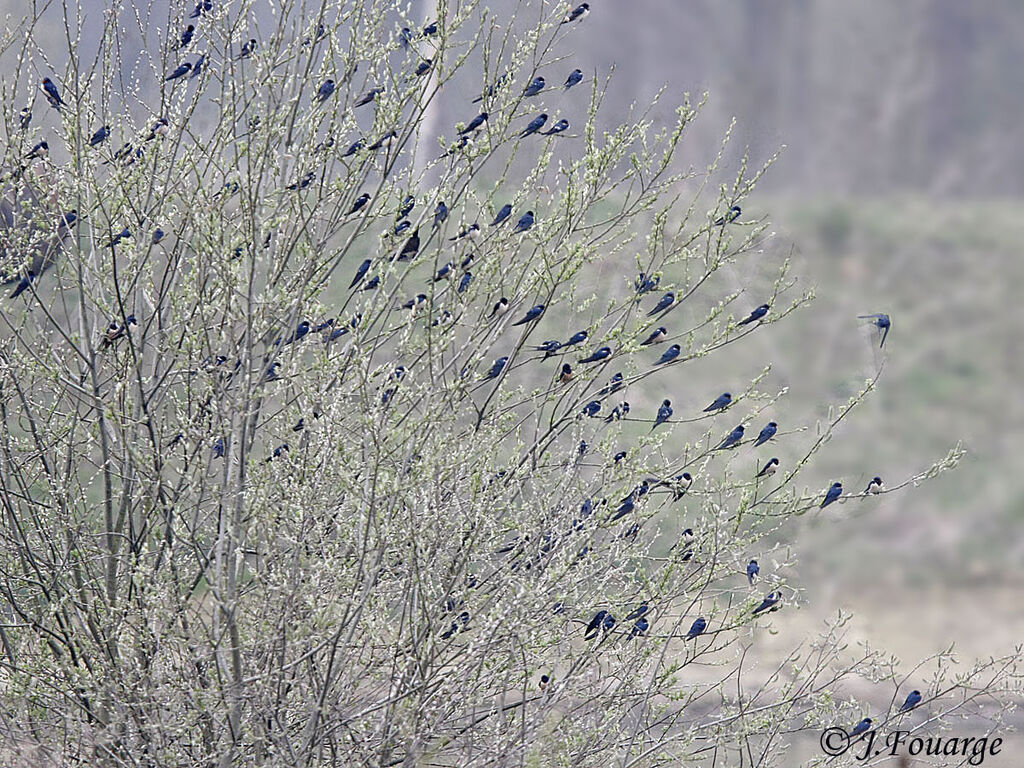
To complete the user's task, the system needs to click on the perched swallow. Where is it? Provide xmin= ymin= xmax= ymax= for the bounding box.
xmin=402 ymin=294 xmax=428 ymax=310
xmin=512 ymin=304 xmax=545 ymax=326
xmin=349 ymin=259 xmax=371 ymax=288
xmin=414 ymin=59 xmax=433 ymax=77
xmin=629 ymin=617 xmax=649 ymax=638
xmin=360 ymin=275 xmax=380 ymax=291
xmin=368 ymin=130 xmax=397 ymax=151
xmin=738 ymin=303 xmax=769 ymax=326
xmin=557 ymin=363 xmax=574 ymax=383
xmin=483 ymin=356 xmax=508 ymax=381
xmin=648 ymin=292 xmax=674 ymax=316
xmin=579 ymin=346 xmax=611 ymax=364
xmin=106 ymin=227 xmax=131 ymax=247
xmin=175 ymin=24 xmax=195 ymax=50
xmin=655 ymin=344 xmax=680 ymax=365
xmin=459 ymin=112 xmax=488 ymax=135
xmin=581 ymin=400 xmax=601 ymax=418
xmin=533 ymin=341 xmax=562 ymax=360
xmin=821 ymin=482 xmax=843 ymax=508
xmin=491 ymin=204 xmax=512 ymax=226
xmin=512 ymin=211 xmax=535 ymax=234
xmin=757 ymin=457 xmax=779 ymax=478
xmin=89 ymin=125 xmax=110 ymax=146
xmin=613 ymin=451 xmax=627 ymax=463
xmin=342 ymin=138 xmax=364 ymax=157
xmin=286 ymin=321 xmax=311 ymax=344
xmin=431 ymin=263 xmax=453 ymax=283
xmin=746 ymin=559 xmax=760 ymax=584
xmin=715 ymin=205 xmax=741 ymax=225
xmin=18 ymin=107 xmax=32 ymax=130
xmin=9 ymin=271 xmax=35 ymax=299
xmin=152 ymin=228 xmax=165 ymax=244
xmin=652 ymin=399 xmax=673 ymax=431
xmin=213 ymin=437 xmax=225 ymax=458
xmin=26 ymin=140 xmax=49 ymax=159
xmin=315 ymin=79 xmax=336 ymax=103
xmin=433 ymin=202 xmax=449 ymax=227
xmin=636 ymin=273 xmax=660 ymax=295
xmin=584 ymin=610 xmax=609 ymax=640
xmin=899 ymin=690 xmax=922 ymax=712
xmin=286 ymin=171 xmax=315 ymax=190
xmin=165 ymin=62 xmax=192 ymax=80
xmin=562 ymin=3 xmax=590 ymax=23
xmin=598 ymin=372 xmax=624 ymax=396
xmin=639 ymin=327 xmax=667 ymax=347
xmin=611 ymin=496 xmax=634 ymax=521
xmin=523 ymin=77 xmax=545 ymax=98
xmin=703 ymin=393 xmax=732 ymax=412
xmin=859 ymin=313 xmax=891 ymax=347
xmin=604 ymin=401 xmax=629 ymax=422
xmin=100 ymin=314 xmax=137 ymax=349
xmin=395 ymin=195 xmax=415 ymax=220
xmin=236 ymin=39 xmax=257 ymax=59
xmin=396 ymin=230 xmax=420 ymax=261
xmin=458 ymin=271 xmax=473 ymax=293
xmin=539 ymin=674 xmax=550 ymax=691
xmin=145 ymin=118 xmax=169 ymax=140
xmin=564 ymin=68 xmax=584 ymax=89
xmin=347 ymin=192 xmax=370 ymax=214
xmin=670 ymin=473 xmax=693 ymax=500
xmin=190 ymin=54 xmax=206 ymax=78
xmin=686 ymin=617 xmax=707 ymax=640
xmin=60 ymin=210 xmax=78 ymax=227
xmin=849 ymin=718 xmax=873 ymax=738
xmin=865 ymin=476 xmax=884 ymax=494
xmin=754 ymin=422 xmax=777 ymax=446
xmin=625 ymin=604 xmax=649 ymax=621
xmin=422 ymin=21 xmax=438 ymax=36
xmin=449 ymin=223 xmax=480 ymax=242
xmin=718 ymin=425 xmax=745 ymax=450
xmin=189 ymin=0 xmax=212 ymax=18
xmin=490 ymin=297 xmax=510 ymax=317
xmin=543 ymin=119 xmax=569 ymax=136
xmin=354 ymin=87 xmax=383 ymax=107
xmin=41 ymin=78 xmax=64 ymax=108
xmin=752 ymin=590 xmax=781 ymax=616
xmin=520 ymin=114 xmax=548 ymax=137
xmin=399 ymin=27 xmax=412 ymax=48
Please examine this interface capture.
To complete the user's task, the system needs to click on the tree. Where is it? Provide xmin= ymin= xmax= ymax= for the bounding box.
xmin=0 ymin=1 xmax=1019 ymax=766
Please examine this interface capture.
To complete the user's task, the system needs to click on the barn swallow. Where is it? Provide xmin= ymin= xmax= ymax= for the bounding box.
xmin=402 ymin=294 xmax=427 ymax=310
xmin=746 ymin=559 xmax=759 ymax=584
xmin=450 ymin=223 xmax=480 ymax=241
xmin=286 ymin=171 xmax=315 ymax=190
xmin=557 ymin=363 xmax=574 ymax=383
xmin=757 ymin=457 xmax=779 ymax=478
xmin=414 ymin=59 xmax=433 ymax=77
xmin=581 ymin=400 xmax=601 ymax=417
xmin=669 ymin=472 xmax=692 ymax=500
xmin=190 ymin=54 xmax=206 ymax=78
xmin=864 ymin=476 xmax=883 ymax=494
xmin=584 ymin=610 xmax=608 ymax=640
xmin=26 ymin=140 xmax=48 ymax=159
xmin=174 ymin=24 xmax=195 ymax=50
xmin=491 ymin=204 xmax=512 ymax=226
xmin=213 ymin=437 xmax=225 ymax=458
xmin=604 ymin=402 xmax=629 ymax=422
xmin=523 ymin=77 xmax=545 ymax=97
xmin=520 ymin=114 xmax=548 ymax=137
xmin=368 ymin=130 xmax=397 ymax=151
xmin=458 ymin=271 xmax=473 ymax=293
xmin=535 ymin=340 xmax=561 ymax=357
xmin=598 ymin=372 xmax=624 ymax=395
xmin=539 ymin=674 xmax=550 ymax=691
xmin=579 ymin=347 xmax=611 ymax=364
xmin=315 ymin=79 xmax=336 ymax=103
xmin=18 ymin=107 xmax=32 ymax=130
xmin=562 ymin=3 xmax=590 ymax=23
xmin=433 ymin=262 xmax=454 ymax=282
xmin=641 ymin=327 xmax=667 ymax=346
xmin=106 ymin=227 xmax=131 ymax=247
xmin=652 ymin=399 xmax=673 ymax=431
xmin=542 ymin=119 xmax=569 ymax=136
xmin=821 ymin=482 xmax=843 ymax=508
xmin=563 ymin=330 xmax=588 ymax=349
xmin=349 ymin=258 xmax=371 ymax=288
xmin=60 ymin=210 xmax=78 ymax=227
xmin=399 ymin=27 xmax=412 ymax=48
xmin=342 ymin=138 xmax=364 ymax=157
xmin=354 ymin=87 xmax=383 ymax=107
xmin=858 ymin=313 xmax=891 ymax=347
xmin=751 ymin=590 xmax=781 ymax=615
xmin=236 ymin=39 xmax=257 ymax=59
xmin=754 ymin=422 xmax=777 ymax=446
xmin=483 ymin=356 xmax=508 ymax=381
xmin=165 ymin=62 xmax=192 ymax=80
xmin=512 ymin=304 xmax=545 ymax=325
xmin=422 ymin=21 xmax=438 ymax=36
xmin=613 ymin=451 xmax=627 ymax=463
xmin=703 ymin=393 xmax=732 ymax=412
xmin=393 ymin=220 xmax=411 ymax=235
xmin=286 ymin=321 xmax=310 ymax=344
xmin=41 ymin=78 xmax=64 ymax=108
xmin=433 ymin=201 xmax=448 ymax=226
xmin=100 ymin=315 xmax=137 ymax=349
xmin=471 ymin=72 xmax=510 ymax=103
xmin=655 ymin=344 xmax=680 ymax=365
xmin=347 ymin=192 xmax=370 ymax=214
xmin=396 ymin=195 xmax=415 ymax=219
xmin=625 ymin=604 xmax=649 ymax=621
xmin=564 ymin=68 xmax=583 ymax=89
xmin=636 ymin=273 xmax=660 ymax=295
xmin=145 ymin=118 xmax=169 ymax=140
xmin=899 ymin=690 xmax=922 ymax=712
xmin=611 ymin=496 xmax=634 ymax=521
xmin=648 ymin=292 xmax=674 ymax=316
xmin=512 ymin=211 xmax=535 ymax=233
xmin=849 ymin=718 xmax=872 ymax=738
xmin=738 ymin=304 xmax=769 ymax=325
xmin=396 ymin=230 xmax=420 ymax=261
xmin=490 ymin=297 xmax=510 ymax=317
xmin=459 ymin=112 xmax=488 ymax=135
xmin=89 ymin=125 xmax=110 ymax=146
xmin=718 ymin=425 xmax=745 ymax=450
xmin=360 ymin=276 xmax=380 ymax=291
xmin=9 ymin=271 xmax=35 ymax=299
xmin=686 ymin=617 xmax=707 ymax=639
xmin=629 ymin=617 xmax=649 ymax=637
xmin=189 ymin=0 xmax=212 ymax=18
xmin=714 ymin=205 xmax=741 ymax=225
xmin=266 ymin=443 xmax=290 ymax=462
xmin=152 ymin=228 xmax=165 ymax=243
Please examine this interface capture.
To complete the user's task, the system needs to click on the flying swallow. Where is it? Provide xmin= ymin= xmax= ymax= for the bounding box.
xmin=899 ymin=690 xmax=922 ymax=712
xmin=640 ymin=327 xmax=667 ymax=346
xmin=236 ymin=39 xmax=257 ymax=59
xmin=512 ymin=211 xmax=535 ymax=233
xmin=483 ymin=356 xmax=508 ymax=381
xmin=165 ymin=62 xmax=192 ymax=80
xmin=354 ymin=87 xmax=383 ymax=107
xmin=347 ymin=192 xmax=370 ymax=215
xmin=349 ymin=259 xmax=371 ymax=288
xmin=315 ymin=79 xmax=336 ymax=103
xmin=652 ymin=399 xmax=673 ymax=431
xmin=718 ymin=425 xmax=745 ymax=450
xmin=655 ymin=344 xmax=680 ymax=365
xmin=89 ymin=125 xmax=110 ymax=146
xmin=579 ymin=347 xmax=611 ymax=364
xmin=751 ymin=590 xmax=781 ymax=615
xmin=757 ymin=457 xmax=779 ymax=478
xmin=821 ymin=482 xmax=843 ymax=508
xmin=557 ymin=363 xmax=574 ymax=383
xmin=490 ymin=297 xmax=510 ymax=317
xmin=714 ymin=205 xmax=741 ymax=225
xmin=512 ymin=304 xmax=545 ymax=326
xmin=9 ymin=271 xmax=35 ymax=299
xmin=648 ymin=292 xmax=674 ymax=316
xmin=491 ymin=204 xmax=512 ymax=226
xmin=564 ymin=68 xmax=584 ymax=89
xmin=754 ymin=422 xmax=777 ymax=446
xmin=859 ymin=313 xmax=891 ymax=347
xmin=523 ymin=76 xmax=545 ymax=97
xmin=703 ymin=393 xmax=732 ymax=412
xmin=686 ymin=617 xmax=707 ymax=639
xmin=41 ymin=77 xmax=64 ymax=108
xmin=581 ymin=400 xmax=601 ymax=418
xmin=459 ymin=112 xmax=488 ymax=135
xmin=738 ymin=303 xmax=769 ymax=325
xmin=542 ymin=119 xmax=569 ymax=136
xmin=865 ymin=476 xmax=883 ymax=494
xmin=520 ymin=114 xmax=548 ymax=137
xmin=849 ymin=718 xmax=872 ymax=738
xmin=747 ymin=559 xmax=759 ymax=584
xmin=562 ymin=3 xmax=590 ymax=23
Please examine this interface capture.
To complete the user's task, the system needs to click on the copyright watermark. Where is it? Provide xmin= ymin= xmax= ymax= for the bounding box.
xmin=820 ymin=727 xmax=1002 ymax=764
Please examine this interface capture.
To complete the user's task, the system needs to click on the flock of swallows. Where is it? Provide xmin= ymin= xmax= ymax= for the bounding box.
xmin=8 ymin=2 xmax=905 ymax=708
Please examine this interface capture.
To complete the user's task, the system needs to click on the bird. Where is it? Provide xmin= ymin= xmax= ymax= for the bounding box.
xmin=636 ymin=273 xmax=660 ymax=295
xmin=821 ymin=482 xmax=843 ymax=508
xmin=520 ymin=114 xmax=548 ymax=137
xmin=669 ymin=473 xmax=693 ymax=500
xmin=458 ymin=271 xmax=473 ymax=293
xmin=491 ymin=204 xmax=512 ymax=226
xmin=754 ymin=422 xmax=777 ymax=446
xmin=579 ymin=347 xmax=611 ymax=364
xmin=751 ymin=591 xmax=781 ymax=616
xmin=145 ymin=117 xmax=170 ymax=141
xmin=757 ymin=458 xmax=779 ymax=478
xmin=459 ymin=112 xmax=488 ymax=135
xmin=581 ymin=400 xmax=601 ymax=418
xmin=402 ymin=294 xmax=428 ymax=311
xmin=26 ymin=140 xmax=49 ymax=160
xmin=286 ymin=172 xmax=315 ymax=191
xmin=450 ymin=223 xmax=480 ymax=242
xmin=9 ymin=271 xmax=35 ymax=299
xmin=18 ymin=107 xmax=32 ymax=130
xmin=189 ymin=0 xmax=212 ymax=18
xmin=655 ymin=344 xmax=680 ymax=365
xmin=267 ymin=443 xmax=290 ymax=462
xmin=174 ymin=24 xmax=195 ymax=50
xmin=652 ymin=399 xmax=673 ymax=431
xmin=414 ymin=59 xmax=433 ymax=77
xmin=715 ymin=205 xmax=741 ymax=225
xmin=212 ymin=437 xmax=225 ymax=458
xmin=640 ymin=327 xmax=666 ymax=346
xmin=89 ymin=125 xmax=110 ymax=146
xmin=421 ymin=21 xmax=438 ymax=36
xmin=625 ymin=604 xmax=649 ymax=621
xmin=106 ymin=227 xmax=131 ymax=247
xmin=60 ymin=210 xmax=79 ymax=228
xmin=629 ymin=617 xmax=649 ymax=638
xmin=433 ymin=262 xmax=454 ymax=282
xmin=703 ymin=393 xmax=732 ymax=412
xmin=165 ymin=62 xmax=192 ymax=80
xmin=648 ymin=292 xmax=674 ymax=316
xmin=285 ymin=321 xmax=311 ymax=345
xmin=397 ymin=195 xmax=416 ymax=220
xmin=738 ymin=304 xmax=769 ymax=326
xmin=899 ymin=690 xmax=922 ymax=712
xmin=564 ymin=69 xmax=583 ymax=89
xmin=562 ymin=330 xmax=588 ymax=349
xmin=360 ymin=276 xmax=380 ymax=291
xmin=613 ymin=451 xmax=627 ymax=463
xmin=349 ymin=259 xmax=371 ymax=288
xmin=433 ymin=202 xmax=449 ymax=227
xmin=396 ymin=230 xmax=420 ymax=261
xmin=368 ymin=130 xmax=397 ymax=151
xmin=604 ymin=402 xmax=629 ymax=423
xmin=342 ymin=139 xmax=364 ymax=157
xmin=859 ymin=313 xmax=891 ymax=347
xmin=236 ymin=39 xmax=257 ymax=59
xmin=747 ymin=560 xmax=759 ymax=584
xmin=315 ymin=79 xmax=335 ymax=103
xmin=471 ymin=72 xmax=510 ymax=103
xmin=611 ymin=496 xmax=634 ymax=521
xmin=584 ymin=610 xmax=608 ymax=640
xmin=686 ymin=617 xmax=707 ymax=640
xmin=190 ymin=54 xmax=206 ymax=79
xmin=347 ymin=193 xmax=370 ymax=215
xmin=557 ymin=363 xmax=574 ymax=383
xmin=718 ymin=425 xmax=745 ymax=450
xmin=542 ymin=119 xmax=569 ymax=136
xmin=354 ymin=87 xmax=383 ymax=107
xmin=490 ymin=297 xmax=510 ymax=318
xmin=512 ymin=211 xmax=535 ymax=233
xmin=598 ymin=373 xmax=624 ymax=396
xmin=483 ymin=356 xmax=508 ymax=381
xmin=512 ymin=304 xmax=545 ymax=326
xmin=41 ymin=77 xmax=64 ymax=108
xmin=865 ymin=476 xmax=884 ymax=494
xmin=849 ymin=718 xmax=873 ymax=738
xmin=523 ymin=77 xmax=545 ymax=97
xmin=152 ymin=228 xmax=165 ymax=244
xmin=562 ymin=3 xmax=590 ymax=23
xmin=399 ymin=27 xmax=412 ymax=48
xmin=539 ymin=674 xmax=550 ymax=692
